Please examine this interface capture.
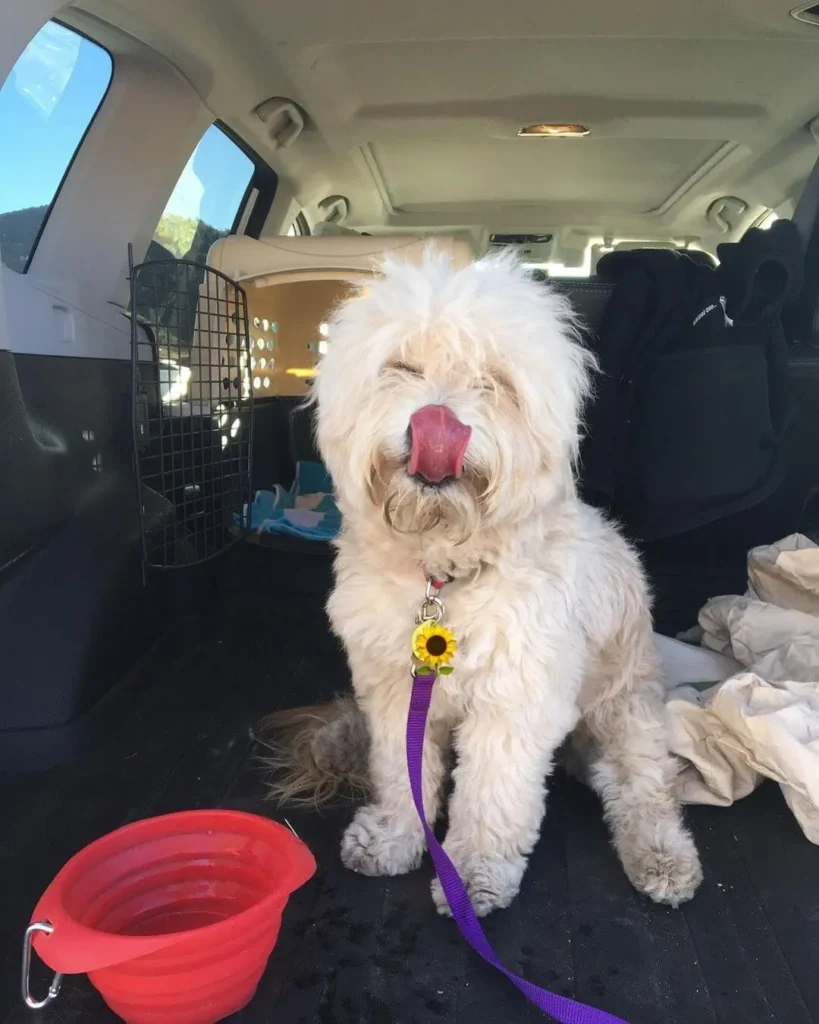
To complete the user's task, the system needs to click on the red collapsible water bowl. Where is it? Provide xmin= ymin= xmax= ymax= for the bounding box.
xmin=29 ymin=810 xmax=316 ymax=1023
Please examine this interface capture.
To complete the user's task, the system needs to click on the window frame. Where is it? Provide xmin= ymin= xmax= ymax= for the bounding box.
xmin=286 ymin=212 xmax=310 ymax=236
xmin=216 ymin=120 xmax=278 ymax=240
xmin=8 ymin=19 xmax=115 ymax=275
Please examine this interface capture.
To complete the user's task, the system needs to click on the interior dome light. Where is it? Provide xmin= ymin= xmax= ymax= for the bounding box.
xmin=517 ymin=123 xmax=590 ymax=138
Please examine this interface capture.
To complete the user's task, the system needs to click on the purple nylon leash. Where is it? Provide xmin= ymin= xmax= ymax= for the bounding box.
xmin=406 ymin=672 xmax=629 ymax=1024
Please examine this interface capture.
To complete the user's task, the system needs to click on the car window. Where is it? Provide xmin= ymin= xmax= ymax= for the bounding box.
xmin=287 ymin=212 xmax=310 ymax=237
xmin=148 ymin=124 xmax=256 ymax=264
xmin=0 ymin=21 xmax=113 ymax=273
xmin=138 ymin=125 xmax=272 ymax=374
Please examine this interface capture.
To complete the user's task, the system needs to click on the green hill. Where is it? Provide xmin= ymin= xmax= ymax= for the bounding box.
xmin=152 ymin=214 xmax=224 ymax=263
xmin=0 ymin=206 xmax=224 ymax=274
xmin=0 ymin=205 xmax=49 ymax=273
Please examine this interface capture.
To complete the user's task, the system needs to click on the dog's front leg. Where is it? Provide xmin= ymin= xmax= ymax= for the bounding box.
xmin=341 ymin=676 xmax=449 ymax=877
xmin=432 ymin=684 xmax=579 ymax=917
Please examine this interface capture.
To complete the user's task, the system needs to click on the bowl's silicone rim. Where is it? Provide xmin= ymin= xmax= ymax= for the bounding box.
xmin=30 ymin=809 xmax=316 ymax=975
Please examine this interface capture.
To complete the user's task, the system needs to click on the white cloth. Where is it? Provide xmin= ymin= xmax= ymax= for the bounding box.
xmin=662 ymin=534 xmax=819 ymax=844
xmin=654 ymin=632 xmax=742 ymax=688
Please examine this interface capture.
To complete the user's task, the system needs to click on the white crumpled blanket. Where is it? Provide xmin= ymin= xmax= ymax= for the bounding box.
xmin=659 ymin=533 xmax=819 ymax=844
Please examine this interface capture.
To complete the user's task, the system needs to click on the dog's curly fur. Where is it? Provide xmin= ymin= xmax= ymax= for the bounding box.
xmin=267 ymin=250 xmax=702 ymax=915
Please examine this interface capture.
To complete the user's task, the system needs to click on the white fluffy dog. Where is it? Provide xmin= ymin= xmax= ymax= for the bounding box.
xmin=274 ymin=250 xmax=702 ymax=917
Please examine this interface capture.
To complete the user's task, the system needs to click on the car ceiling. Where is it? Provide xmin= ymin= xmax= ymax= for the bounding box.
xmin=76 ymin=0 xmax=819 ymax=249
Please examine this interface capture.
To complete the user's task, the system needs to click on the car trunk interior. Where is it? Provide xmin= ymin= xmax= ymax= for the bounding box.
xmin=3 ymin=2 xmax=819 ymax=1023
xmin=3 ymin=307 xmax=819 ymax=1024
xmin=2 ymin=543 xmax=818 ymax=1024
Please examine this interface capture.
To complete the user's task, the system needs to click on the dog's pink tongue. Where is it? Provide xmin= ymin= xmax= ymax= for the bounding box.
xmin=408 ymin=405 xmax=472 ymax=483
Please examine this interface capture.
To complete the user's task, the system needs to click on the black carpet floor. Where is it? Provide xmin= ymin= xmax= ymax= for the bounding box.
xmin=2 ymin=565 xmax=818 ymax=1024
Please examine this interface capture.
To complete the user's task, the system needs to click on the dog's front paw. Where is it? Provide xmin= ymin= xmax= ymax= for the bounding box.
xmin=623 ymin=831 xmax=703 ymax=907
xmin=431 ymin=850 xmax=526 ymax=917
xmin=341 ymin=805 xmax=423 ymax=877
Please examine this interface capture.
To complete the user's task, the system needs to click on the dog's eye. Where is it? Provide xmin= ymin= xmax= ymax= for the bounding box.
xmin=384 ymin=361 xmax=422 ymax=377
xmin=477 ymin=370 xmax=514 ymax=394
xmin=476 ymin=370 xmax=521 ymax=406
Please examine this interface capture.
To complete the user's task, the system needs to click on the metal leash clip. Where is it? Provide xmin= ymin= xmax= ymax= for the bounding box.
xmin=22 ymin=922 xmax=63 ymax=1010
xmin=416 ymin=577 xmax=445 ymax=625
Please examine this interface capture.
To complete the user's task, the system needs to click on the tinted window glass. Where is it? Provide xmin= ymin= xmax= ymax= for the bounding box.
xmin=0 ymin=22 xmax=112 ymax=272
xmin=149 ymin=124 xmax=255 ymax=264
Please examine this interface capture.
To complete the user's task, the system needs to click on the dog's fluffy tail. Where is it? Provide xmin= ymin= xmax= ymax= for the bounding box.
xmin=261 ymin=696 xmax=371 ymax=806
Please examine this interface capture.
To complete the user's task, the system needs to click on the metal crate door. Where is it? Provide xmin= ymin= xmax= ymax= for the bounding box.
xmin=130 ymin=257 xmax=253 ymax=569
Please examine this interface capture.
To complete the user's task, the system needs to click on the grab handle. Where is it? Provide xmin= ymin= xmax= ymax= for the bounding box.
xmin=22 ymin=922 xmax=63 ymax=1011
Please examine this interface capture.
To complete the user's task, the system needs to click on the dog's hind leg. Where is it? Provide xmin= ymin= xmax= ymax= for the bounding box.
xmin=578 ymin=666 xmax=703 ymax=907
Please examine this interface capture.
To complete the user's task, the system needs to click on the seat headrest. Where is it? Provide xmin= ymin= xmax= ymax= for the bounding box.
xmin=207 ymin=234 xmax=473 ymax=283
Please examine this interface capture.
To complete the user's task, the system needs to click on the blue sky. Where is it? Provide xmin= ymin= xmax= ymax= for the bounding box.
xmin=0 ymin=21 xmax=253 ymax=232
xmin=0 ymin=22 xmax=111 ymax=215
xmin=161 ymin=123 xmax=254 ymax=232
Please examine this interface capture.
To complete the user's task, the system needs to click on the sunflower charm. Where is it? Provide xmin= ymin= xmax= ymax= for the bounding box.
xmin=412 ymin=621 xmax=457 ymax=676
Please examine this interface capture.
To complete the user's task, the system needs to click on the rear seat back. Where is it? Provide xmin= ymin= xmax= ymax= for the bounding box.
xmin=550 ymin=278 xmax=614 ymax=340
xmin=556 ymin=267 xmax=819 ymax=573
